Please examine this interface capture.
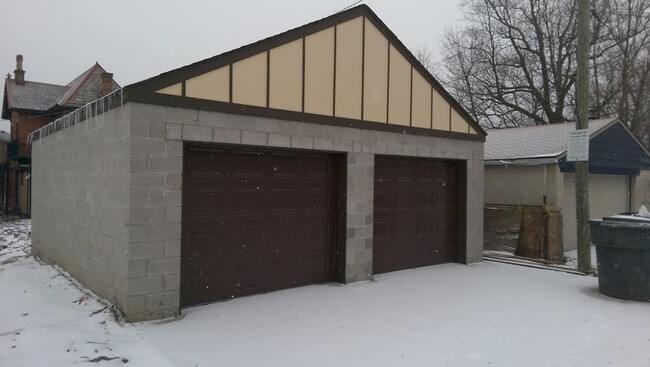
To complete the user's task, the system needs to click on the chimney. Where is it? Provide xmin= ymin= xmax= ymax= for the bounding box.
xmin=101 ymin=72 xmax=114 ymax=96
xmin=14 ymin=54 xmax=25 ymax=85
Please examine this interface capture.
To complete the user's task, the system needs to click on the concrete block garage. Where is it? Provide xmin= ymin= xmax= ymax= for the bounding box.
xmin=30 ymin=5 xmax=486 ymax=321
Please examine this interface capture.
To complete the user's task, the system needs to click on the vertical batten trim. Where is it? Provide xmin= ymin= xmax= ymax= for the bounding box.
xmin=181 ymin=81 xmax=186 ymax=97
xmin=301 ymin=37 xmax=306 ymax=113
xmin=409 ymin=67 xmax=413 ymax=126
xmin=386 ymin=43 xmax=391 ymax=124
xmin=228 ymin=64 xmax=233 ymax=103
xmin=266 ymin=50 xmax=270 ymax=108
xmin=333 ymin=26 xmax=338 ymax=117
xmin=430 ymin=87 xmax=434 ymax=130
xmin=361 ymin=17 xmax=366 ymax=121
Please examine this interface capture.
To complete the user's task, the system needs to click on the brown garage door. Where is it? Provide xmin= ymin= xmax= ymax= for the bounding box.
xmin=373 ymin=156 xmax=460 ymax=274
xmin=181 ymin=144 xmax=338 ymax=307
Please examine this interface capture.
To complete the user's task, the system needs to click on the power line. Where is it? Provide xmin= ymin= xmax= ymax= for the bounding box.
xmin=338 ymin=0 xmax=364 ymax=13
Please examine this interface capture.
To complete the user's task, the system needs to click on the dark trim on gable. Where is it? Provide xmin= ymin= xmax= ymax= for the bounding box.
xmin=301 ymin=37 xmax=306 ymax=113
xmin=361 ymin=16 xmax=366 ymax=121
xmin=333 ymin=25 xmax=338 ymax=117
xmin=129 ymin=91 xmax=485 ymax=142
xmin=266 ymin=50 xmax=270 ymax=108
xmin=386 ymin=42 xmax=391 ymax=124
xmin=124 ymin=5 xmax=486 ymax=137
xmin=409 ymin=66 xmax=413 ymax=127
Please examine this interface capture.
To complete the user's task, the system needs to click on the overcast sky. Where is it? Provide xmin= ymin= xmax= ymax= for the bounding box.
xmin=0 ymin=0 xmax=465 ymax=132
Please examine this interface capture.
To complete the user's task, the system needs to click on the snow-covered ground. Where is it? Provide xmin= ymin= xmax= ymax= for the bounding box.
xmin=2 ymin=218 xmax=649 ymax=366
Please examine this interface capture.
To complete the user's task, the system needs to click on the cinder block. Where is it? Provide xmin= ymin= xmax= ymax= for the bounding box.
xmin=146 ymin=223 xmax=182 ymax=241
xmin=165 ymin=140 xmax=183 ymax=157
xmin=164 ymin=106 xmax=198 ymax=124
xmin=165 ymin=206 xmax=182 ymax=223
xmin=130 ymin=173 xmax=165 ymax=190
xmin=149 ymin=121 xmax=166 ymax=138
xmin=268 ymin=133 xmax=291 ymax=148
xmin=127 ymin=242 xmax=164 ymax=260
xmin=130 ymin=137 xmax=166 ymax=156
xmin=183 ymin=125 xmax=212 ymax=142
xmin=403 ymin=144 xmax=418 ymax=156
xmin=164 ymin=240 xmax=181 ymax=257
xmin=291 ymin=135 xmax=313 ymax=149
xmin=128 ymin=260 xmax=147 ymax=277
xmin=166 ymin=124 xmax=183 ymax=140
xmin=148 ymin=157 xmax=182 ymax=173
xmin=129 ymin=207 xmax=166 ymax=224
xmin=146 ymin=291 xmax=180 ymax=311
xmin=333 ymin=139 xmax=353 ymax=152
xmin=214 ymin=128 xmax=242 ymax=144
xmin=130 ymin=103 xmax=164 ymax=124
xmin=147 ymin=257 xmax=180 ymax=276
xmin=124 ymin=295 xmax=146 ymax=314
xmin=386 ymin=143 xmax=403 ymax=155
xmin=165 ymin=173 xmax=182 ymax=190
xmin=126 ymin=224 xmax=148 ymax=243
xmin=164 ymin=274 xmax=181 ymax=291
xmin=242 ymin=130 xmax=268 ymax=146
xmin=254 ymin=117 xmax=280 ymax=132
xmin=314 ymin=137 xmax=334 ymax=151
xmin=127 ymin=275 xmax=164 ymax=296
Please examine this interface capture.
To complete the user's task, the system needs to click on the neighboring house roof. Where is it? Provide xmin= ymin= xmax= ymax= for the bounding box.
xmin=485 ymin=118 xmax=616 ymax=161
xmin=3 ymin=80 xmax=68 ymax=114
xmin=59 ymin=63 xmax=120 ymax=107
xmin=2 ymin=63 xmax=120 ymax=119
xmin=485 ymin=117 xmax=650 ymax=175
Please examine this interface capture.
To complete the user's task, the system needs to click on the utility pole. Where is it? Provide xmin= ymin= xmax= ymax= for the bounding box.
xmin=576 ymin=0 xmax=592 ymax=272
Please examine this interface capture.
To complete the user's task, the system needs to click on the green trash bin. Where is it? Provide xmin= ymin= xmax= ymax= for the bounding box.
xmin=589 ymin=214 xmax=650 ymax=302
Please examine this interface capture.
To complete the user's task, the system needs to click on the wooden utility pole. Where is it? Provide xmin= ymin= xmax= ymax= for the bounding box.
xmin=576 ymin=0 xmax=592 ymax=272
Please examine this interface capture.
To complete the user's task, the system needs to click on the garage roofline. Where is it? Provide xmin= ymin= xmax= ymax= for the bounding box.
xmin=29 ymin=5 xmax=486 ymax=144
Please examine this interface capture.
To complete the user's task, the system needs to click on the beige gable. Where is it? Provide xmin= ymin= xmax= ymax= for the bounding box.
xmin=269 ymin=40 xmax=303 ymax=112
xmin=157 ymin=83 xmax=182 ymax=96
xmin=304 ymin=28 xmax=335 ymax=116
xmin=152 ymin=15 xmax=479 ymax=136
xmin=186 ymin=66 xmax=229 ymax=102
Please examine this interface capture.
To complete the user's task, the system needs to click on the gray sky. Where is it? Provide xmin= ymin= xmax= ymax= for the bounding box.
xmin=0 ymin=0 xmax=464 ymax=132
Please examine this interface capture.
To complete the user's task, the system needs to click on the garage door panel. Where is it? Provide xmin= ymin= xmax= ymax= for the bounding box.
xmin=181 ymin=145 xmax=337 ymax=306
xmin=373 ymin=156 xmax=459 ymax=274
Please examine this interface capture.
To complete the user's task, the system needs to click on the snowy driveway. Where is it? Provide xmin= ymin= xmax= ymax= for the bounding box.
xmin=1 ymin=218 xmax=649 ymax=366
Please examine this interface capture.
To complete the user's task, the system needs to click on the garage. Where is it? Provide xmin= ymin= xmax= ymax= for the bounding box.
xmin=373 ymin=156 xmax=461 ymax=274
xmin=181 ymin=144 xmax=339 ymax=306
xmin=30 ymin=4 xmax=486 ymax=321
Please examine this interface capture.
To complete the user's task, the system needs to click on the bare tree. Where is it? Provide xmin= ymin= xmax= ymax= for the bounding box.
xmin=591 ymin=0 xmax=650 ymax=144
xmin=440 ymin=0 xmax=650 ymax=137
xmin=414 ymin=47 xmax=436 ymax=74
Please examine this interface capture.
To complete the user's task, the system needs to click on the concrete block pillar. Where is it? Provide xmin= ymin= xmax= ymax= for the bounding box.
xmin=344 ymin=152 xmax=375 ymax=282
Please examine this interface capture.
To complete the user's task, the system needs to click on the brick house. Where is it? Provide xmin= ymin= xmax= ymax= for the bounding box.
xmin=1 ymin=55 xmax=119 ymax=214
xmin=0 ymin=130 xmax=9 ymax=208
xmin=30 ymin=5 xmax=486 ymax=321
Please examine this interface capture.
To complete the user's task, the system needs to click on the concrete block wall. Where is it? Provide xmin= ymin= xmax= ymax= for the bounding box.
xmin=33 ymin=101 xmax=484 ymax=322
xmin=31 ymin=106 xmax=131 ymax=314
xmin=129 ymin=102 xmax=483 ymax=286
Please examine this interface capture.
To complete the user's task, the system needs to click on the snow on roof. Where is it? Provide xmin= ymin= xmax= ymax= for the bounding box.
xmin=485 ymin=118 xmax=617 ymax=161
xmin=4 ymin=79 xmax=68 ymax=112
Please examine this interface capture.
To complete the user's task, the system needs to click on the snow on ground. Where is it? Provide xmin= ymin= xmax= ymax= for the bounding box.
xmin=2 ymin=218 xmax=650 ymax=367
xmin=564 ymin=246 xmax=599 ymax=268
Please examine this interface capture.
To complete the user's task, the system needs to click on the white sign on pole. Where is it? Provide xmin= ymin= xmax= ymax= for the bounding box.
xmin=567 ymin=129 xmax=589 ymax=161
